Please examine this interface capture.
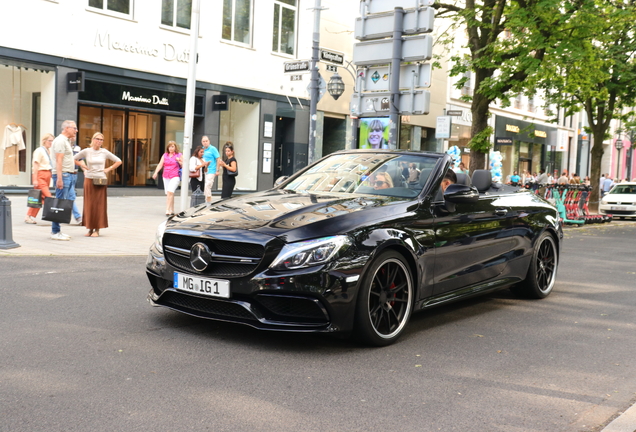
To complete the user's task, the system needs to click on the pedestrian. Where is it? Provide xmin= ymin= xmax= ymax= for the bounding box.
xmin=152 ymin=141 xmax=183 ymax=216
xmin=25 ymin=133 xmax=54 ymax=224
xmin=454 ymin=162 xmax=469 ymax=175
xmin=583 ymin=176 xmax=591 ymax=186
xmin=569 ymin=173 xmax=580 ymax=184
xmin=73 ymin=132 xmax=122 ymax=237
xmin=50 ymin=120 xmax=78 ymax=241
xmin=509 ymin=171 xmax=520 ymax=186
xmin=219 ymin=141 xmax=238 ymax=199
xmin=601 ymin=174 xmax=613 ymax=197
xmin=408 ymin=163 xmax=420 ymax=183
xmin=557 ymin=172 xmax=569 ymax=185
xmin=189 ymin=145 xmax=206 ymax=193
xmin=536 ymin=170 xmax=549 ymax=185
xmin=69 ymin=137 xmax=83 ymax=225
xmin=201 ymin=135 xmax=220 ymax=202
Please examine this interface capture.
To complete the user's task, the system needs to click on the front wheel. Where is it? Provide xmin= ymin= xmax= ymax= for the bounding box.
xmin=512 ymin=232 xmax=558 ymax=299
xmin=354 ymin=251 xmax=414 ymax=346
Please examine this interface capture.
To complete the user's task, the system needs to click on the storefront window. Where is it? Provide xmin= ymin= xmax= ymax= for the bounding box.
xmin=219 ymin=97 xmax=259 ymax=191
xmin=0 ymin=64 xmax=55 ymax=187
xmin=78 ymin=106 xmax=164 ymax=186
xmin=497 ymin=143 xmax=516 ymax=182
xmin=531 ymin=143 xmax=543 ymax=174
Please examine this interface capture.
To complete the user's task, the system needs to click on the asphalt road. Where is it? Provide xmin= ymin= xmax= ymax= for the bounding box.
xmin=1 ymin=223 xmax=635 ymax=432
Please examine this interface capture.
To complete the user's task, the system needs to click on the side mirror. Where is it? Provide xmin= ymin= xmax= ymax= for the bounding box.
xmin=274 ymin=176 xmax=289 ymax=188
xmin=444 ymin=184 xmax=479 ymax=203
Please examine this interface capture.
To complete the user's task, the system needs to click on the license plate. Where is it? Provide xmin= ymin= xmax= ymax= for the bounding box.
xmin=173 ymin=272 xmax=230 ymax=299
xmin=610 ymin=206 xmax=627 ymax=211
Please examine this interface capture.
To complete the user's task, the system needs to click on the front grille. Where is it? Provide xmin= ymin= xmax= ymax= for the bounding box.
xmin=160 ymin=291 xmax=256 ymax=321
xmin=606 ymin=210 xmax=636 ymax=215
xmin=164 ymin=233 xmax=265 ymax=278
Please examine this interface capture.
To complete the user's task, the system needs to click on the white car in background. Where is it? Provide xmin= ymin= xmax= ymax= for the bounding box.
xmin=600 ymin=182 xmax=636 ymax=219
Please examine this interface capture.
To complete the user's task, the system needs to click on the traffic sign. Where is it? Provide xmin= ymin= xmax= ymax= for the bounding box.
xmin=355 ymin=8 xmax=435 ymax=40
xmin=284 ymin=60 xmax=310 ymax=73
xmin=361 ymin=63 xmax=432 ymax=91
xmin=349 ymin=90 xmax=430 ymax=117
xmin=446 ymin=110 xmax=463 ymax=116
xmin=353 ymin=35 xmax=433 ymax=66
xmin=363 ymin=0 xmax=434 ymax=14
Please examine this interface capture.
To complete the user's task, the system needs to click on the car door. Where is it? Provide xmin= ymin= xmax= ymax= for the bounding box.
xmin=431 ymin=192 xmax=514 ymax=295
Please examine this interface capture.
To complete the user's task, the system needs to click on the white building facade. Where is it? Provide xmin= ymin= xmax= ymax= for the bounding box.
xmin=2 ymin=0 xmax=615 ymax=192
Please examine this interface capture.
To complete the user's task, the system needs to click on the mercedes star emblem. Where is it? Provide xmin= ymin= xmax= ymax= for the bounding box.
xmin=190 ymin=243 xmax=212 ymax=272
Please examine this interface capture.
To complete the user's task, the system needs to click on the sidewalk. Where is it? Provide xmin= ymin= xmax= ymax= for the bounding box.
xmin=1 ymin=192 xmax=179 ymax=256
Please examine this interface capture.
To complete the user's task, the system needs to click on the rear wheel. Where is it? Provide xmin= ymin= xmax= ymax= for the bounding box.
xmin=512 ymin=232 xmax=558 ymax=299
xmin=354 ymin=251 xmax=413 ymax=346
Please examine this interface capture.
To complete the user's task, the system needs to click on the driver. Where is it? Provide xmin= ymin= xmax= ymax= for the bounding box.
xmin=441 ymin=169 xmax=457 ymax=192
xmin=373 ymin=172 xmax=394 ymax=190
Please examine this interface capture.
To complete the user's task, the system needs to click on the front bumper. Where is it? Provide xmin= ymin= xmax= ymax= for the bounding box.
xmin=599 ymin=203 xmax=636 ymax=217
xmin=145 ymin=243 xmax=364 ymax=333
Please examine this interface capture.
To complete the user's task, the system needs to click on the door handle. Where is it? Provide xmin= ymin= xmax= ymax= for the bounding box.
xmin=495 ymin=209 xmax=508 ymax=216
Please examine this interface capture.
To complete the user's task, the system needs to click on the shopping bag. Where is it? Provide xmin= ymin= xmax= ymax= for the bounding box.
xmin=41 ymin=197 xmax=73 ymax=224
xmin=27 ymin=189 xmax=42 ymax=208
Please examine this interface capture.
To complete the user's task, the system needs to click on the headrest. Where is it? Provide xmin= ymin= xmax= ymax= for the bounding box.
xmin=456 ymin=173 xmax=471 ymax=186
xmin=419 ymin=168 xmax=433 ymax=187
xmin=384 ymin=166 xmax=402 ymax=187
xmin=472 ymin=170 xmax=492 ymax=192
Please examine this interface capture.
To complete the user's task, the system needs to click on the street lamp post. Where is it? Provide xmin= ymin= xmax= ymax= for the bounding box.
xmin=615 ymin=138 xmax=623 ymax=180
xmin=326 ymin=60 xmax=360 ymax=149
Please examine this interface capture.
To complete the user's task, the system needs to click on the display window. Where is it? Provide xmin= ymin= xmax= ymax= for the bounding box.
xmin=219 ymin=96 xmax=259 ymax=191
xmin=0 ymin=63 xmax=55 ymax=187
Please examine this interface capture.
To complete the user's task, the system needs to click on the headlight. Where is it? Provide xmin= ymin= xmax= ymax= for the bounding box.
xmin=270 ymin=235 xmax=351 ymax=270
xmin=154 ymin=220 xmax=167 ymax=253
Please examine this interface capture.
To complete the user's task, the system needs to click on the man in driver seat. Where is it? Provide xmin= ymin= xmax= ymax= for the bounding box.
xmin=441 ymin=169 xmax=457 ymax=192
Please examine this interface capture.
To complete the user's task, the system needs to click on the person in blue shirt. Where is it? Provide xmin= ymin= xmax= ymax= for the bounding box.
xmin=509 ymin=171 xmax=521 ymax=186
xmin=201 ymin=136 xmax=220 ymax=202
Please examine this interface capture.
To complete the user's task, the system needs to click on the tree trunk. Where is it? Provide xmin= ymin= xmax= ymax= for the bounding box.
xmin=588 ymin=125 xmax=606 ymax=213
xmin=468 ymin=90 xmax=491 ymax=174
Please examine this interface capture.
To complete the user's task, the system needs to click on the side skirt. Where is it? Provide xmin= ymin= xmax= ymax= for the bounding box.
xmin=414 ymin=277 xmax=522 ymax=311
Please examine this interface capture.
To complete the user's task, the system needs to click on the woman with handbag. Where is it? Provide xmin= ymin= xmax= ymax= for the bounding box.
xmin=219 ymin=141 xmax=237 ymax=199
xmin=189 ymin=145 xmax=206 ymax=193
xmin=152 ymin=141 xmax=182 ymax=216
xmin=74 ymin=132 xmax=122 ymax=237
xmin=25 ymin=134 xmax=55 ymax=224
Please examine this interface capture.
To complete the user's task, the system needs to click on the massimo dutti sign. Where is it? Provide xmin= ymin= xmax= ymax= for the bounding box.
xmin=93 ymin=30 xmax=191 ymax=63
xmin=80 ymin=80 xmax=204 ymax=115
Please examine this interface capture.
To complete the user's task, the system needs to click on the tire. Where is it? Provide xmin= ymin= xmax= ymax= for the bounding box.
xmin=512 ymin=232 xmax=558 ymax=299
xmin=354 ymin=250 xmax=414 ymax=346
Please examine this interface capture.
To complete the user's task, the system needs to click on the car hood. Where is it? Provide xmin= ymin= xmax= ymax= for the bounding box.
xmin=172 ymin=189 xmax=416 ymax=242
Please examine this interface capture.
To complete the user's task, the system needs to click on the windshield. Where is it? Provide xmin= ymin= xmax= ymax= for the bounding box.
xmin=609 ymin=185 xmax=636 ymax=194
xmin=282 ymin=152 xmax=440 ymax=198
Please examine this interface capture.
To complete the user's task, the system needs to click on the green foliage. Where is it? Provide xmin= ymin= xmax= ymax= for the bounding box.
xmin=469 ymin=126 xmax=493 ymax=153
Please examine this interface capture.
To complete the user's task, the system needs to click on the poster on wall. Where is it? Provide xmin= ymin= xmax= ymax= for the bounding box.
xmin=358 ymin=117 xmax=390 ymax=149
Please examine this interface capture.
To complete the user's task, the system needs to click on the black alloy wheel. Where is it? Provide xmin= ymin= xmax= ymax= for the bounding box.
xmin=512 ymin=232 xmax=558 ymax=299
xmin=354 ymin=250 xmax=413 ymax=346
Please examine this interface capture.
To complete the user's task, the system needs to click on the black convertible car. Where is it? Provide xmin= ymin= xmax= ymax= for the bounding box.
xmin=146 ymin=150 xmax=563 ymax=345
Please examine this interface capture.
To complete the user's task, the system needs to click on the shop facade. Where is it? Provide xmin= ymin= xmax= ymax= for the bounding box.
xmin=0 ymin=47 xmax=309 ymax=193
xmin=494 ymin=115 xmax=563 ymax=180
